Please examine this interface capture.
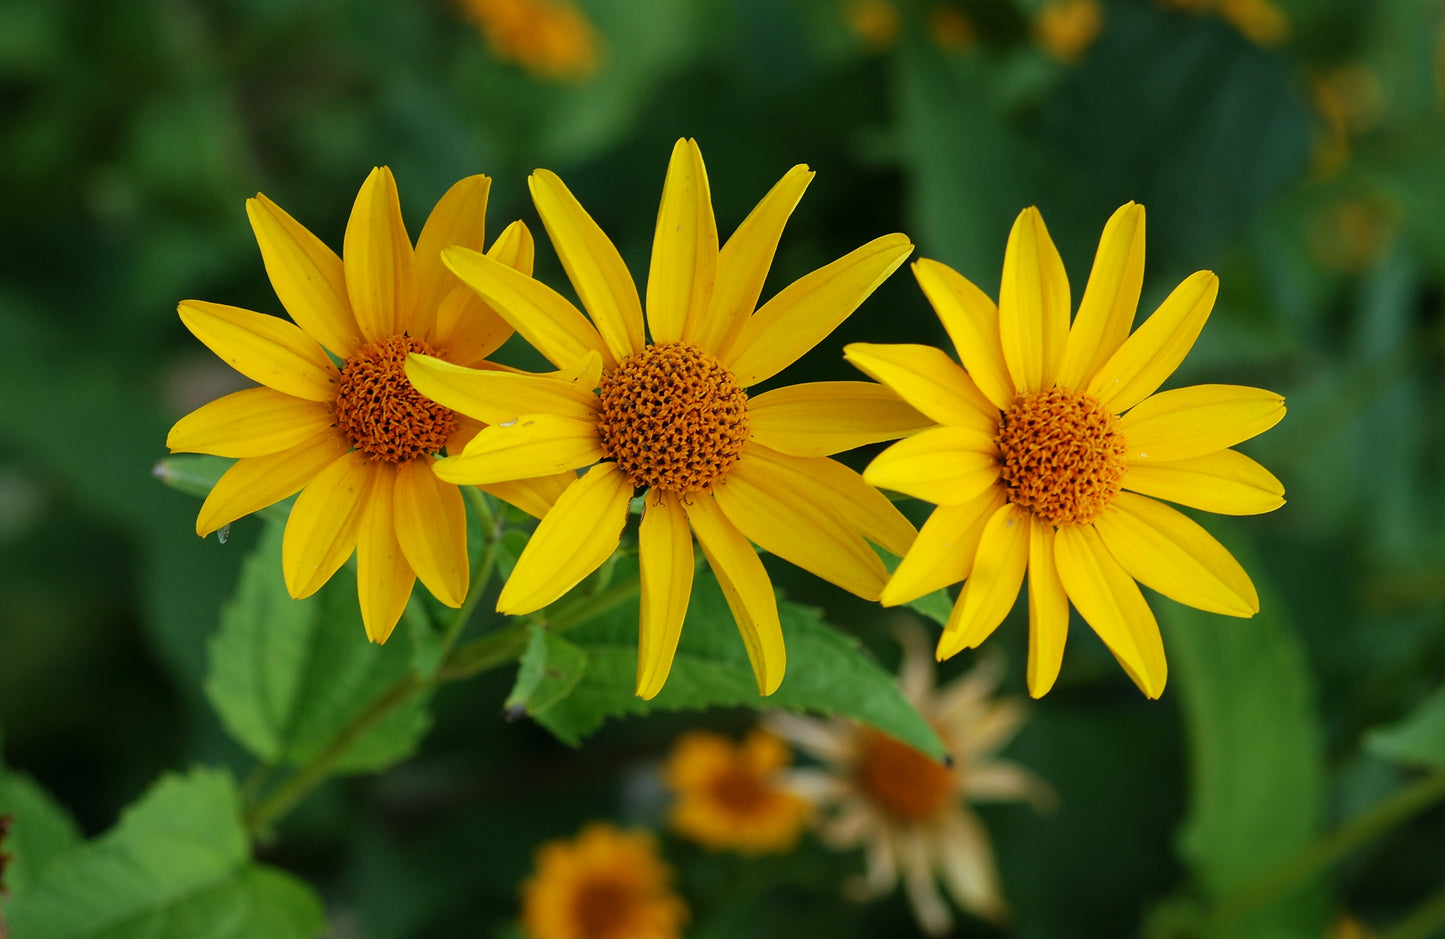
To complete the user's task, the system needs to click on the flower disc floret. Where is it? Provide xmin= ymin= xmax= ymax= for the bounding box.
xmin=995 ymin=388 xmax=1126 ymax=525
xmin=855 ymin=727 xmax=955 ymax=823
xmin=335 ymin=335 xmax=457 ymax=463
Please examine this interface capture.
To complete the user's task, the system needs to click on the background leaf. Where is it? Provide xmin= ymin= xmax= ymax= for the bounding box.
xmin=1366 ymin=683 xmax=1445 ymax=770
xmin=0 ymin=754 xmax=82 ymax=894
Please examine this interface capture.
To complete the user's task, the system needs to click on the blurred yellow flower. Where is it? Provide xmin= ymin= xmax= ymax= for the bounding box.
xmin=167 ymin=170 xmax=570 ymax=643
xmin=844 ymin=0 xmax=901 ymax=51
xmin=460 ymin=0 xmax=600 ymax=81
xmin=1311 ymin=65 xmax=1386 ymax=177
xmin=769 ymin=628 xmax=1052 ymax=935
xmin=1034 ymin=0 xmax=1103 ymax=63
xmin=406 ymin=138 xmax=925 ymax=699
xmin=847 ymin=203 xmax=1286 ymax=698
xmin=928 ymin=5 xmax=976 ymax=52
xmin=521 ymin=823 xmax=687 ymax=939
xmin=1157 ymin=0 xmax=1289 ymax=47
xmin=663 ymin=728 xmax=810 ymax=855
xmin=1327 ymin=913 xmax=1381 ymax=939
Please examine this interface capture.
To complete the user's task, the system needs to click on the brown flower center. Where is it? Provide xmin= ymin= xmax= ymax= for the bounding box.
xmin=707 ymin=764 xmax=773 ymax=817
xmin=595 ymin=342 xmax=749 ymax=493
xmin=334 ymin=335 xmax=456 ymax=463
xmin=572 ymin=878 xmax=633 ymax=939
xmin=855 ymin=728 xmax=955 ymax=824
xmin=995 ymin=388 xmax=1126 ymax=525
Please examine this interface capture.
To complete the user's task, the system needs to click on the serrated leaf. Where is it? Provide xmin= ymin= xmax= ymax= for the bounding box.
xmin=3 ymin=768 xmax=325 ymax=939
xmin=504 ymin=624 xmax=588 ymax=718
xmin=1366 ymin=683 xmax=1445 ymax=769
xmin=0 ymin=758 xmax=82 ymax=894
xmin=205 ymin=517 xmax=432 ymax=774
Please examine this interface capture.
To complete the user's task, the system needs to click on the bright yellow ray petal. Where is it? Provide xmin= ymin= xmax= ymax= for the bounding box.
xmin=724 ymin=233 xmax=913 ymax=386
xmin=648 ymin=138 xmax=718 ymax=344
xmin=406 ymin=353 xmax=598 ymax=425
xmin=178 ymin=300 xmax=340 ymax=402
xmin=357 ymin=464 xmax=416 ymax=644
xmin=691 ymin=164 xmax=813 ymax=355
xmin=746 ymin=381 xmax=931 ymax=457
xmin=843 ymin=342 xmax=999 ymax=434
xmin=282 ymin=451 xmax=378 ymax=599
xmin=433 ymin=414 xmax=604 ymax=485
xmin=863 ymin=426 xmax=1000 ymax=506
xmin=683 ymin=493 xmax=786 ymax=695
xmin=167 ymin=387 xmax=335 ymax=458
xmin=1122 ymin=448 xmax=1285 ymax=515
xmin=414 ymin=174 xmax=491 ymax=339
xmin=246 ymin=193 xmax=361 ymax=358
xmin=497 ymin=462 xmax=633 ymax=614
xmin=1058 ymin=202 xmax=1145 ymax=389
xmin=394 ymin=459 xmax=468 ymax=608
xmin=637 ymin=490 xmax=695 ymax=700
xmin=936 ymin=503 xmax=1030 ymax=658
xmin=1121 ymin=384 xmax=1286 ymax=464
xmin=529 ymin=168 xmax=645 ymax=362
xmin=998 ymin=207 xmax=1069 ymax=394
xmin=478 ymin=471 xmax=576 ymax=520
xmin=1026 ymin=519 xmax=1069 ymax=698
xmin=343 ymin=167 xmax=415 ymax=342
xmin=881 ymin=487 xmax=1006 ymax=606
xmin=912 ymin=258 xmax=1016 ymax=410
xmin=195 ymin=433 xmax=350 ymax=538
xmin=1086 ymin=270 xmax=1218 ymax=412
xmin=433 ymin=221 xmax=533 ymax=365
xmin=1094 ymin=492 xmax=1258 ymax=617
xmin=1053 ymin=524 xmax=1167 ymax=698
xmin=443 ymin=245 xmax=611 ymax=369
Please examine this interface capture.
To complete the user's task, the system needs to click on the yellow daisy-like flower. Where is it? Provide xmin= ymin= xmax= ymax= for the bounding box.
xmin=846 ymin=203 xmax=1286 ymax=698
xmin=662 ymin=728 xmax=810 ymax=855
xmin=769 ymin=628 xmax=1052 ymax=935
xmin=167 ymin=169 xmax=570 ymax=643
xmin=520 ymin=822 xmax=687 ymax=939
xmin=406 ymin=138 xmax=925 ymax=699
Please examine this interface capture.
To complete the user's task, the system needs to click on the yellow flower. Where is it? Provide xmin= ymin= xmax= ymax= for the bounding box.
xmin=928 ymin=5 xmax=976 ymax=53
xmin=847 ymin=203 xmax=1286 ymax=698
xmin=167 ymin=169 xmax=570 ymax=643
xmin=768 ymin=627 xmax=1052 ymax=935
xmin=662 ymin=728 xmax=810 ymax=855
xmin=460 ymin=0 xmax=600 ymax=81
xmin=406 ymin=138 xmax=924 ymax=699
xmin=844 ymin=0 xmax=902 ymax=52
xmin=1034 ymin=0 xmax=1104 ymax=64
xmin=521 ymin=822 xmax=687 ymax=939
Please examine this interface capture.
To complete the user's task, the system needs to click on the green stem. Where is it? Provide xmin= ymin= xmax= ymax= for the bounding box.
xmin=1384 ymin=881 xmax=1445 ymax=939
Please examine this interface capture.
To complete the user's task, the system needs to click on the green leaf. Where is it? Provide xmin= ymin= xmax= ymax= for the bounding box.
xmin=4 ymin=768 xmax=325 ymax=939
xmin=504 ymin=624 xmax=588 ymax=718
xmin=150 ymin=455 xmax=233 ymax=503
xmin=0 ymin=758 xmax=83 ymax=893
xmin=1366 ymin=683 xmax=1445 ymax=769
xmin=205 ymin=517 xmax=432 ymax=774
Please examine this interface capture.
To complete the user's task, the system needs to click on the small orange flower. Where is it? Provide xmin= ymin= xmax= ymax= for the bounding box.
xmin=460 ymin=0 xmax=600 ymax=81
xmin=663 ymin=728 xmax=810 ymax=855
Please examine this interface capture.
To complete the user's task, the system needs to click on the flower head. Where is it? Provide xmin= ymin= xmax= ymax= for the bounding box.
xmin=520 ymin=822 xmax=687 ymax=939
xmin=407 ymin=138 xmax=925 ymax=699
xmin=1034 ymin=0 xmax=1104 ymax=63
xmin=847 ymin=203 xmax=1286 ymax=698
xmin=167 ymin=169 xmax=569 ymax=642
xmin=662 ymin=728 xmax=810 ymax=855
xmin=461 ymin=0 xmax=600 ymax=81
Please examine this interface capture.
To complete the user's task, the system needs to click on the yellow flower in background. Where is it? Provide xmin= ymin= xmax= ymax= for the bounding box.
xmin=844 ymin=0 xmax=902 ymax=52
xmin=460 ymin=0 xmax=600 ymax=81
xmin=407 ymin=138 xmax=925 ymax=699
xmin=521 ymin=823 xmax=687 ymax=939
xmin=1034 ymin=0 xmax=1104 ymax=63
xmin=847 ymin=203 xmax=1286 ymax=698
xmin=928 ymin=4 xmax=976 ymax=52
xmin=663 ymin=728 xmax=810 ymax=855
xmin=1157 ymin=0 xmax=1289 ymax=47
xmin=769 ymin=628 xmax=1052 ymax=935
xmin=167 ymin=169 xmax=571 ymax=643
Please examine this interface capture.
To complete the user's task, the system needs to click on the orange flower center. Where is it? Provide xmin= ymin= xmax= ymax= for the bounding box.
xmin=707 ymin=764 xmax=773 ymax=818
xmin=855 ymin=728 xmax=955 ymax=823
xmin=571 ymin=878 xmax=633 ymax=939
xmin=334 ymin=335 xmax=456 ymax=463
xmin=595 ymin=342 xmax=749 ymax=493
xmin=995 ymin=388 xmax=1126 ymax=525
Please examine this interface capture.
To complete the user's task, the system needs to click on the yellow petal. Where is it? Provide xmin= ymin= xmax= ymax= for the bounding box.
xmin=1094 ymin=492 xmax=1258 ymax=617
xmin=479 ymin=471 xmax=576 ymax=519
xmin=1026 ymin=519 xmax=1069 ymax=698
xmin=648 ymin=138 xmax=718 ymax=344
xmin=443 ymin=245 xmax=611 ymax=369
xmin=405 ymin=353 xmax=598 ymax=425
xmin=432 ymin=222 xmax=532 ymax=365
xmin=1057 ymin=202 xmax=1145 ymax=390
xmin=713 ymin=453 xmax=891 ymax=600
xmin=936 ymin=503 xmax=1030 ymax=658
xmin=1122 ymin=448 xmax=1285 ymax=515
xmin=497 ymin=462 xmax=633 ymax=614
xmin=683 ymin=493 xmax=786 ymax=695
xmin=1086 ymin=271 xmax=1218 ymax=413
xmin=414 ymin=174 xmax=491 ymax=339
xmin=863 ymin=426 xmax=1000 ymax=506
xmin=433 ymin=414 xmax=604 ymax=485
xmin=178 ymin=300 xmax=340 ymax=402
xmin=195 ymin=433 xmax=350 ymax=537
xmin=357 ymin=464 xmax=416 ymax=644
xmin=1121 ymin=384 xmax=1286 ymax=464
xmin=167 ymin=387 xmax=335 ymax=458
xmin=637 ymin=490 xmax=695 ymax=699
xmin=246 ymin=193 xmax=361 ymax=358
xmin=394 ymin=458 xmax=469 ymax=608
xmin=529 ymin=168 xmax=644 ymax=363
xmin=998 ymin=207 xmax=1069 ymax=394
xmin=691 ymin=164 xmax=813 ymax=356
xmin=881 ymin=487 xmax=1006 ymax=606
xmin=343 ymin=167 xmax=415 ymax=342
xmin=282 ymin=451 xmax=378 ymax=599
xmin=747 ymin=380 xmax=932 ymax=457
xmin=725 ymin=233 xmax=914 ymax=386
xmin=1053 ymin=523 xmax=1167 ymax=698
xmin=843 ymin=342 xmax=999 ymax=434
xmin=912 ymin=258 xmax=1016 ymax=410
